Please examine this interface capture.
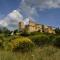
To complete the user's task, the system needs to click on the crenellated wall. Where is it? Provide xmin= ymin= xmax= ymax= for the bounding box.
xmin=19 ymin=20 xmax=55 ymax=33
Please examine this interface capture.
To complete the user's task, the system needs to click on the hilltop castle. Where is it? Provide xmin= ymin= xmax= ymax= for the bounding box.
xmin=19 ymin=19 xmax=55 ymax=34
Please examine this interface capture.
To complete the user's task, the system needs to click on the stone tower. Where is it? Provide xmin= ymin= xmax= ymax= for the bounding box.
xmin=19 ymin=21 xmax=25 ymax=32
xmin=28 ymin=20 xmax=36 ymax=32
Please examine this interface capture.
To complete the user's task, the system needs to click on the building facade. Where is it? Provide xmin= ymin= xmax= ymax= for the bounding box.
xmin=19 ymin=20 xmax=55 ymax=34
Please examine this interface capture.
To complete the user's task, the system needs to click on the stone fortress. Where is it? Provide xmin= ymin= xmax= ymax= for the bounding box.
xmin=19 ymin=19 xmax=55 ymax=34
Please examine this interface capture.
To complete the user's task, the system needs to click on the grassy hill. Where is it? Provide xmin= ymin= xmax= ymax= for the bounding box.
xmin=0 ymin=31 xmax=60 ymax=60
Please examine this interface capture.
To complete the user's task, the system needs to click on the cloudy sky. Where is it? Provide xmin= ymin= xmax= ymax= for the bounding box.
xmin=0 ymin=0 xmax=60 ymax=30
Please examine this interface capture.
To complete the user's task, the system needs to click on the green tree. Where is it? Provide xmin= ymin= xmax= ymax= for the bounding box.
xmin=55 ymin=28 xmax=60 ymax=34
xmin=14 ymin=29 xmax=19 ymax=34
xmin=53 ymin=36 xmax=60 ymax=48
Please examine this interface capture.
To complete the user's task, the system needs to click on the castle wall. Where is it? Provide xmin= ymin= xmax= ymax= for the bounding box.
xmin=19 ymin=20 xmax=55 ymax=33
xmin=27 ymin=25 xmax=36 ymax=32
xmin=28 ymin=20 xmax=43 ymax=32
xmin=42 ymin=25 xmax=55 ymax=33
xmin=36 ymin=24 xmax=43 ymax=32
xmin=42 ymin=25 xmax=48 ymax=32
xmin=28 ymin=20 xmax=37 ymax=32
xmin=47 ymin=27 xmax=53 ymax=33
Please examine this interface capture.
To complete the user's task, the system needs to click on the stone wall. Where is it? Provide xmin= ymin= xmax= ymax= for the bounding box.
xmin=19 ymin=20 xmax=55 ymax=33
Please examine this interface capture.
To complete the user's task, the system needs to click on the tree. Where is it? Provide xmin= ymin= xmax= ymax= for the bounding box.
xmin=14 ymin=29 xmax=19 ymax=34
xmin=55 ymin=28 xmax=60 ymax=34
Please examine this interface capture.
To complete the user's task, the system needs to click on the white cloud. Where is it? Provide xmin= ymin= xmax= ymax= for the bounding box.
xmin=18 ymin=0 xmax=40 ymax=20
xmin=0 ymin=20 xmax=8 ymax=27
xmin=24 ymin=17 xmax=35 ymax=25
xmin=40 ymin=0 xmax=60 ymax=9
xmin=0 ymin=9 xmax=34 ymax=30
xmin=20 ymin=0 xmax=60 ymax=10
xmin=8 ymin=10 xmax=23 ymax=21
xmin=0 ymin=10 xmax=23 ymax=30
xmin=0 ymin=0 xmax=60 ymax=30
xmin=17 ymin=0 xmax=60 ymax=22
xmin=24 ymin=18 xmax=29 ymax=25
xmin=0 ymin=10 xmax=34 ymax=31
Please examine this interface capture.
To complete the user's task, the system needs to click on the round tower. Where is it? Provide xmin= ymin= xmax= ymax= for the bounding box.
xmin=19 ymin=21 xmax=25 ymax=32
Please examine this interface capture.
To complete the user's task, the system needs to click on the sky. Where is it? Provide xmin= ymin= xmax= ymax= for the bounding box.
xmin=0 ymin=0 xmax=60 ymax=30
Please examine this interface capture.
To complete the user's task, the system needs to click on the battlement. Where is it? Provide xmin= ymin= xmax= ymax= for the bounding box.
xmin=19 ymin=20 xmax=55 ymax=33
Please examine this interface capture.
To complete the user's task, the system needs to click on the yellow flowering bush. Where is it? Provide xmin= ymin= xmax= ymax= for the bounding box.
xmin=8 ymin=37 xmax=34 ymax=51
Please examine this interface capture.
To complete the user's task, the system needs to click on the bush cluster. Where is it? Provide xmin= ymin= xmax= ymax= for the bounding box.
xmin=0 ymin=31 xmax=60 ymax=52
xmin=5 ymin=35 xmax=60 ymax=51
xmin=53 ymin=36 xmax=60 ymax=47
xmin=7 ymin=37 xmax=34 ymax=52
xmin=30 ymin=35 xmax=50 ymax=46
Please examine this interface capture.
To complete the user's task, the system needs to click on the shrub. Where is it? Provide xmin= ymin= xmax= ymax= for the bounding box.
xmin=30 ymin=32 xmax=41 ymax=35
xmin=7 ymin=37 xmax=34 ymax=52
xmin=31 ymin=35 xmax=49 ymax=46
xmin=0 ymin=39 xmax=3 ymax=47
xmin=21 ymin=32 xmax=31 ymax=36
xmin=53 ymin=36 xmax=60 ymax=47
xmin=48 ymin=34 xmax=56 ymax=44
xmin=55 ymin=28 xmax=60 ymax=34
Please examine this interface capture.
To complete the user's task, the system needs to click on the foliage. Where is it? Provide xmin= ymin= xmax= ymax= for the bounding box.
xmin=0 ymin=26 xmax=12 ymax=37
xmin=53 ymin=36 xmax=60 ymax=47
xmin=30 ymin=32 xmax=42 ymax=35
xmin=7 ymin=37 xmax=34 ymax=52
xmin=0 ymin=39 xmax=3 ymax=48
xmin=48 ymin=34 xmax=56 ymax=44
xmin=0 ymin=45 xmax=60 ymax=60
xmin=21 ymin=31 xmax=31 ymax=36
xmin=0 ymin=30 xmax=60 ymax=60
xmin=30 ymin=35 xmax=49 ymax=46
xmin=55 ymin=28 xmax=60 ymax=34
xmin=14 ymin=29 xmax=19 ymax=34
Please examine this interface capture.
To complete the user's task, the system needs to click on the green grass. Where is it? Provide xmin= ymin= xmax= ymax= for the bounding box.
xmin=0 ymin=32 xmax=60 ymax=60
xmin=0 ymin=45 xmax=60 ymax=60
